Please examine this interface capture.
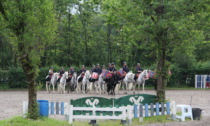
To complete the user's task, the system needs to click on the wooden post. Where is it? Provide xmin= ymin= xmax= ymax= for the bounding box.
xmin=145 ymin=104 xmax=148 ymax=117
xmin=127 ymin=105 xmax=132 ymax=125
xmin=161 ymin=102 xmax=165 ymax=115
xmin=23 ymin=101 xmax=28 ymax=118
xmin=139 ymin=104 xmax=143 ymax=122
xmin=151 ymin=103 xmax=154 ymax=116
xmin=171 ymin=101 xmax=176 ymax=120
xmin=134 ymin=104 xmax=138 ymax=118
xmin=68 ymin=105 xmax=73 ymax=124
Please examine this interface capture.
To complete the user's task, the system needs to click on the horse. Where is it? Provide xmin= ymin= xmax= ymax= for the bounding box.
xmin=76 ymin=70 xmax=91 ymax=93
xmin=66 ymin=72 xmax=77 ymax=93
xmin=94 ymin=74 xmax=106 ymax=94
xmin=105 ymin=72 xmax=120 ymax=95
xmin=58 ymin=72 xmax=68 ymax=94
xmin=133 ymin=70 xmax=150 ymax=93
xmin=46 ymin=73 xmax=59 ymax=93
xmin=122 ymin=72 xmax=135 ymax=94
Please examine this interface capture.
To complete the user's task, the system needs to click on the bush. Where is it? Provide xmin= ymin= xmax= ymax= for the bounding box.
xmin=8 ymin=67 xmax=27 ymax=88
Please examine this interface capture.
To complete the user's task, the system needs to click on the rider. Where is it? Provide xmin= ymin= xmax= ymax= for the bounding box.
xmin=134 ymin=63 xmax=143 ymax=81
xmin=67 ymin=67 xmax=75 ymax=82
xmin=57 ymin=67 xmax=65 ymax=82
xmin=102 ymin=65 xmax=106 ymax=70
xmin=46 ymin=67 xmax=54 ymax=81
xmin=107 ymin=63 xmax=112 ymax=71
xmin=109 ymin=62 xmax=117 ymax=72
xmin=78 ymin=65 xmax=86 ymax=82
xmin=91 ymin=65 xmax=96 ymax=73
xmin=95 ymin=63 xmax=102 ymax=75
xmin=122 ymin=62 xmax=129 ymax=73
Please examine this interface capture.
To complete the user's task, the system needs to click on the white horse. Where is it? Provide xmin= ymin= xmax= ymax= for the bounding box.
xmin=70 ymin=72 xmax=77 ymax=92
xmin=94 ymin=74 xmax=106 ymax=95
xmin=122 ymin=72 xmax=135 ymax=93
xmin=46 ymin=73 xmax=59 ymax=93
xmin=76 ymin=70 xmax=91 ymax=93
xmin=66 ymin=72 xmax=77 ymax=93
xmin=133 ymin=70 xmax=150 ymax=93
xmin=58 ymin=72 xmax=68 ymax=94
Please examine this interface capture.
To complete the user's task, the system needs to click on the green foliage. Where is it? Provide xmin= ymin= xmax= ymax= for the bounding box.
xmin=8 ymin=67 xmax=27 ymax=88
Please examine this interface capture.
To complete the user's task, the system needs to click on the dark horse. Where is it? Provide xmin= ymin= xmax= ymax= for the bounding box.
xmin=104 ymin=72 xmax=123 ymax=95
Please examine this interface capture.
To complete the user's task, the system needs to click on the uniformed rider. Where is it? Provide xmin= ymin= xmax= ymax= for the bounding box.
xmin=122 ymin=62 xmax=129 ymax=73
xmin=95 ymin=63 xmax=102 ymax=74
xmin=46 ymin=67 xmax=54 ymax=81
xmin=78 ymin=65 xmax=86 ymax=82
xmin=107 ymin=63 xmax=112 ymax=71
xmin=91 ymin=65 xmax=96 ymax=73
xmin=57 ymin=67 xmax=65 ymax=82
xmin=134 ymin=63 xmax=143 ymax=81
xmin=109 ymin=62 xmax=117 ymax=72
xmin=67 ymin=67 xmax=75 ymax=82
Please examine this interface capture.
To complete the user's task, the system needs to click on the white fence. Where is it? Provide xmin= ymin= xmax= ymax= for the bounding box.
xmin=68 ymin=105 xmax=129 ymax=124
xmin=23 ymin=101 xmax=176 ymax=125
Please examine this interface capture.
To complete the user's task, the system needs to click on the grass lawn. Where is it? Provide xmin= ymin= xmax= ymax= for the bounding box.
xmin=0 ymin=115 xmax=175 ymax=126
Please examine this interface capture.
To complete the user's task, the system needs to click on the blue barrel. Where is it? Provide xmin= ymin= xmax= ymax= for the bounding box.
xmin=37 ymin=100 xmax=49 ymax=117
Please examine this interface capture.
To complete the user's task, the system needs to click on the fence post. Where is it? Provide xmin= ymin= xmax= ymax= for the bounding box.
xmin=166 ymin=102 xmax=170 ymax=115
xmin=161 ymin=102 xmax=165 ymax=115
xmin=68 ymin=105 xmax=73 ymax=124
xmin=51 ymin=102 xmax=54 ymax=114
xmin=156 ymin=103 xmax=159 ymax=116
xmin=145 ymin=103 xmax=148 ymax=117
xmin=122 ymin=107 xmax=126 ymax=123
xmin=139 ymin=104 xmax=143 ymax=122
xmin=64 ymin=102 xmax=69 ymax=121
xmin=56 ymin=102 xmax=59 ymax=114
xmin=171 ymin=101 xmax=176 ymax=120
xmin=61 ymin=102 xmax=64 ymax=115
xmin=150 ymin=103 xmax=154 ymax=116
xmin=23 ymin=101 xmax=28 ymax=118
xmin=134 ymin=104 xmax=138 ymax=118
xmin=127 ymin=105 xmax=132 ymax=125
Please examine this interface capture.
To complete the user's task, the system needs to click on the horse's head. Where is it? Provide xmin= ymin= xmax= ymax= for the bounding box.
xmin=143 ymin=70 xmax=150 ymax=80
xmin=73 ymin=72 xmax=77 ymax=77
xmin=85 ymin=70 xmax=91 ymax=79
xmin=64 ymin=72 xmax=69 ymax=79
xmin=127 ymin=72 xmax=135 ymax=81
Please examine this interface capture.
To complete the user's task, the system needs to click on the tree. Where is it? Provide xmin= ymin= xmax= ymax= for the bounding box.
xmin=102 ymin=0 xmax=206 ymax=102
xmin=0 ymin=0 xmax=57 ymax=119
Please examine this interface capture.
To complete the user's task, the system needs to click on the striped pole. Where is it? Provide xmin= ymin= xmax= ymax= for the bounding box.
xmin=139 ymin=104 xmax=143 ymax=122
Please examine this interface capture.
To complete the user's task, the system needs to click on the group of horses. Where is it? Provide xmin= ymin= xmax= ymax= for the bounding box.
xmin=46 ymin=69 xmax=151 ymax=95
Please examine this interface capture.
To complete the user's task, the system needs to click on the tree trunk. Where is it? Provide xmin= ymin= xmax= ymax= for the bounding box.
xmin=156 ymin=40 xmax=166 ymax=102
xmin=20 ymin=56 xmax=39 ymax=119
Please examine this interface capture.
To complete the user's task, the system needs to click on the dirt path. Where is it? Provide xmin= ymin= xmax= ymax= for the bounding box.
xmin=0 ymin=90 xmax=209 ymax=126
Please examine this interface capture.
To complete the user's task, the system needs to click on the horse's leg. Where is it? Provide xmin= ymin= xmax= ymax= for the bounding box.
xmin=46 ymin=82 xmax=48 ymax=93
xmin=82 ymin=82 xmax=85 ymax=94
xmin=63 ymin=84 xmax=66 ymax=94
xmin=125 ymin=82 xmax=128 ymax=94
xmin=132 ymin=82 xmax=136 ymax=94
xmin=143 ymin=81 xmax=145 ymax=93
xmin=49 ymin=83 xmax=51 ymax=93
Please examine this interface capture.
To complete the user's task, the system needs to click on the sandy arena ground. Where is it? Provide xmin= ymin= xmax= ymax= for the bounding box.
xmin=0 ymin=90 xmax=210 ymax=126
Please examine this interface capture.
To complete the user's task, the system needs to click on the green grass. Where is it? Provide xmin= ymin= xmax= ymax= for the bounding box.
xmin=0 ymin=116 xmax=70 ymax=126
xmin=0 ymin=115 xmax=175 ymax=126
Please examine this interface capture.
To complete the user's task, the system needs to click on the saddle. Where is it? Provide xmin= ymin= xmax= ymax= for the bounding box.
xmin=68 ymin=74 xmax=72 ymax=78
xmin=106 ymin=72 xmax=112 ymax=78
